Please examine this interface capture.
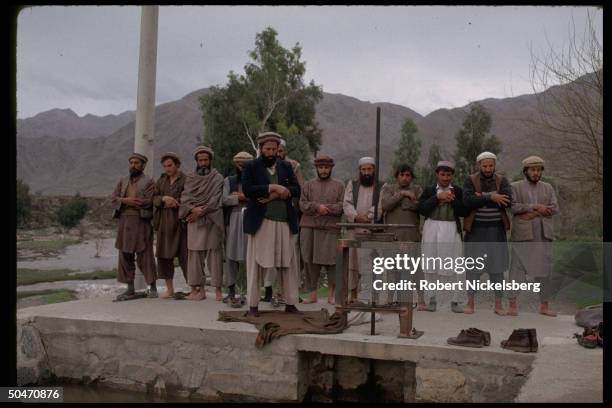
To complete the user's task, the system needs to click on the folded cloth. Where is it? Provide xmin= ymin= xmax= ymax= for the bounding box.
xmin=218 ymin=308 xmax=348 ymax=348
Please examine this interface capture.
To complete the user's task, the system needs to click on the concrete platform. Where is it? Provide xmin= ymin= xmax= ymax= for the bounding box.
xmin=17 ymin=292 xmax=602 ymax=402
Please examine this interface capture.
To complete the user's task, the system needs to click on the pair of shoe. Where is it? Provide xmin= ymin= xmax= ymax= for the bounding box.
xmin=447 ymin=327 xmax=491 ymax=348
xmin=501 ymin=328 xmax=538 ymax=353
xmin=575 ymin=322 xmax=603 ymax=348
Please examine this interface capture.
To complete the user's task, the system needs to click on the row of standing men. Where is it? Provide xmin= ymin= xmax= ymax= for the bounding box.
xmin=111 ymin=132 xmax=560 ymax=317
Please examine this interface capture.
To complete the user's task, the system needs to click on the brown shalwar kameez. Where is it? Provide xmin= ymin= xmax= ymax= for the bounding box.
xmin=179 ymin=169 xmax=225 ymax=288
xmin=152 ymin=171 xmax=188 ymax=281
xmin=111 ymin=174 xmax=157 ymax=284
xmin=299 ymin=177 xmax=345 ymax=291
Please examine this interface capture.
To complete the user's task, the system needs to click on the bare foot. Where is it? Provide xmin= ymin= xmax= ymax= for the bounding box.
xmin=539 ymin=305 xmax=558 ymax=317
xmin=494 ymin=308 xmax=507 ymax=316
xmin=302 ymin=298 xmax=318 ymax=304
xmin=327 ymin=297 xmax=335 ymax=305
xmin=186 ymin=289 xmax=206 ymax=301
xmin=159 ymin=290 xmax=174 ymax=299
xmin=215 ymin=288 xmax=223 ymax=301
xmin=463 ymin=304 xmax=475 ymax=314
xmin=507 ymin=303 xmax=518 ymax=316
xmin=417 ymin=302 xmax=428 ymax=311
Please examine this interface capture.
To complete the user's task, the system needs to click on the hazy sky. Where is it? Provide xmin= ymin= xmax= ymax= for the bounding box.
xmin=16 ymin=5 xmax=602 ymax=119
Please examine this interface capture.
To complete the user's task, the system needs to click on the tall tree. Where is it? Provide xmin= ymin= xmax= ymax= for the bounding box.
xmin=200 ymin=27 xmax=323 ymax=173
xmin=453 ymin=102 xmax=501 ymax=183
xmin=389 ymin=117 xmax=421 ymax=181
xmin=418 ymin=143 xmax=443 ymax=188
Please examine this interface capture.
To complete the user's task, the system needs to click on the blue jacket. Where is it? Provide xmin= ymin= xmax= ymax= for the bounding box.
xmin=241 ymin=157 xmax=301 ymax=235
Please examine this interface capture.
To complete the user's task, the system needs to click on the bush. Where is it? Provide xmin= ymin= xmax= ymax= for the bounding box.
xmin=16 ymin=179 xmax=32 ymax=227
xmin=56 ymin=193 xmax=89 ymax=229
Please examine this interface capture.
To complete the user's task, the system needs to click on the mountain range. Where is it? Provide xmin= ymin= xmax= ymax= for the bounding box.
xmin=17 ymin=83 xmax=565 ymax=196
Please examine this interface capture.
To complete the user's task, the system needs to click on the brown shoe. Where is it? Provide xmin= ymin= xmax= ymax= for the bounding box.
xmin=447 ymin=328 xmax=486 ymax=348
xmin=501 ymin=329 xmax=533 ymax=353
xmin=469 ymin=327 xmax=491 ymax=346
xmin=527 ymin=328 xmax=539 ymax=352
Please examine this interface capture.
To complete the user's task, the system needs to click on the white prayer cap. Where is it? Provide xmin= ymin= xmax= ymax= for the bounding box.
xmin=279 ymin=138 xmax=287 ymax=147
xmin=436 ymin=160 xmax=455 ymax=170
xmin=476 ymin=151 xmax=497 ymax=163
xmin=358 ymin=157 xmax=376 ymax=167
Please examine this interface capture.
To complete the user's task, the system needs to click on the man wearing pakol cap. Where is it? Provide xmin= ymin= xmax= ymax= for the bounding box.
xmin=507 ymin=156 xmax=560 ymax=317
xmin=462 ymin=151 xmax=512 ymax=315
xmin=242 ymin=131 xmax=302 ymax=316
xmin=343 ymin=156 xmax=382 ymax=302
xmin=378 ymin=164 xmax=425 ymax=307
xmin=221 ymin=151 xmax=253 ymax=305
xmin=152 ymin=152 xmax=188 ymax=299
xmin=418 ymin=160 xmax=469 ymax=313
xmin=179 ymin=146 xmax=225 ymax=301
xmin=111 ymin=153 xmax=158 ymax=300
xmin=299 ymin=154 xmax=344 ymax=305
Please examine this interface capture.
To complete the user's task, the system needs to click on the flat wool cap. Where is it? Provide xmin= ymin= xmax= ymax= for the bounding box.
xmin=522 ymin=155 xmax=545 ymax=168
xmin=233 ymin=151 xmax=254 ymax=164
xmin=129 ymin=152 xmax=148 ymax=164
xmin=256 ymin=132 xmax=282 ymax=146
xmin=476 ymin=151 xmax=497 ymax=162
xmin=160 ymin=151 xmax=181 ymax=165
xmin=314 ymin=154 xmax=335 ymax=167
xmin=193 ymin=145 xmax=214 ymax=160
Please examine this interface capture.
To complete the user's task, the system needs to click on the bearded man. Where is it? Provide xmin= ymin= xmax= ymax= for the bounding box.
xmin=179 ymin=146 xmax=225 ymax=301
xmin=242 ymin=132 xmax=302 ymax=316
xmin=111 ymin=153 xmax=158 ymax=300
xmin=299 ymin=154 xmax=344 ymax=305
xmin=507 ymin=156 xmax=560 ymax=317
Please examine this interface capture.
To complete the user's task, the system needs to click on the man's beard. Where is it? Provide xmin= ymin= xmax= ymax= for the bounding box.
xmin=481 ymin=170 xmax=495 ymax=178
xmin=129 ymin=168 xmax=143 ymax=177
xmin=526 ymin=173 xmax=540 ymax=184
xmin=317 ymin=171 xmax=331 ymax=180
xmin=196 ymin=166 xmax=210 ymax=176
xmin=360 ymin=174 xmax=374 ymax=186
xmin=263 ymin=155 xmax=277 ymax=167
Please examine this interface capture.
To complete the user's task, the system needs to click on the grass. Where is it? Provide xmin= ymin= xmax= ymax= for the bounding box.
xmin=17 ymin=289 xmax=79 ymax=305
xmin=17 ymin=268 xmax=116 ymax=286
xmin=17 ymin=238 xmax=81 ymax=258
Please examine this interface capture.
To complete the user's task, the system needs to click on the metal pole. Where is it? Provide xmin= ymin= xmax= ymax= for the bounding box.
xmin=133 ymin=6 xmax=159 ymax=290
xmin=370 ymin=107 xmax=381 ymax=335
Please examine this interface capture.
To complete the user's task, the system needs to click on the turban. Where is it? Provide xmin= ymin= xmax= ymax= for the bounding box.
xmin=233 ymin=151 xmax=254 ymax=164
xmin=522 ymin=155 xmax=545 ymax=169
xmin=476 ymin=151 xmax=497 ymax=162
xmin=314 ymin=154 xmax=335 ymax=167
xmin=129 ymin=152 xmax=148 ymax=164
xmin=193 ymin=145 xmax=214 ymax=160
xmin=279 ymin=138 xmax=287 ymax=147
xmin=160 ymin=152 xmax=181 ymax=165
xmin=436 ymin=160 xmax=455 ymax=171
xmin=358 ymin=156 xmax=376 ymax=167
xmin=256 ymin=132 xmax=282 ymax=146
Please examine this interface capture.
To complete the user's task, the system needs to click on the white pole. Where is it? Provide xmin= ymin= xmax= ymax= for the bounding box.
xmin=133 ymin=5 xmax=159 ymax=290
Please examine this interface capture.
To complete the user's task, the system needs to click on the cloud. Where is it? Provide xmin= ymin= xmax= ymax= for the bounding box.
xmin=16 ymin=5 xmax=602 ymax=118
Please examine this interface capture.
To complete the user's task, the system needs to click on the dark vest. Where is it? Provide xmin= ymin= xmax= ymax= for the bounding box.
xmin=463 ymin=172 xmax=510 ymax=233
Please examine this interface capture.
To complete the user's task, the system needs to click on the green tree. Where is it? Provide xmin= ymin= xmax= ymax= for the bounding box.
xmin=16 ymin=179 xmax=32 ymax=227
xmin=200 ymin=27 xmax=323 ymax=173
xmin=417 ymin=143 xmax=443 ymax=188
xmin=389 ymin=117 xmax=421 ymax=182
xmin=56 ymin=193 xmax=89 ymax=230
xmin=453 ymin=102 xmax=501 ymax=183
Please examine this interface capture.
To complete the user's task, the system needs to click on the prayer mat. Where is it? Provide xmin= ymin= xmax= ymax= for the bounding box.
xmin=218 ymin=308 xmax=348 ymax=348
